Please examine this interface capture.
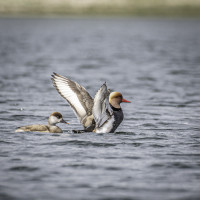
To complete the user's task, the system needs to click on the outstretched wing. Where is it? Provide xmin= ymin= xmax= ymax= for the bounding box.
xmin=92 ymin=83 xmax=113 ymax=128
xmin=51 ymin=73 xmax=94 ymax=125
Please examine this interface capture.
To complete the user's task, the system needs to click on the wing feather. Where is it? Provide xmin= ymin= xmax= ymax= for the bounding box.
xmin=93 ymin=83 xmax=113 ymax=128
xmin=51 ymin=73 xmax=93 ymax=124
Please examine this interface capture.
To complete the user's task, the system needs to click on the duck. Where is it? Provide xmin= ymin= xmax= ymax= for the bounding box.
xmin=51 ymin=73 xmax=131 ymax=133
xmin=15 ymin=112 xmax=69 ymax=133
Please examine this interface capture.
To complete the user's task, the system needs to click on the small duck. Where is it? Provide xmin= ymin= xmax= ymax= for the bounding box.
xmin=15 ymin=112 xmax=69 ymax=133
xmin=51 ymin=73 xmax=131 ymax=133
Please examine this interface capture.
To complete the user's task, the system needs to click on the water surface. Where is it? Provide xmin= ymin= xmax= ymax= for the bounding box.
xmin=0 ymin=18 xmax=200 ymax=200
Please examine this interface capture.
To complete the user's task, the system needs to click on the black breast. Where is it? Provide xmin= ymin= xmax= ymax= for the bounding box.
xmin=110 ymin=105 xmax=124 ymax=133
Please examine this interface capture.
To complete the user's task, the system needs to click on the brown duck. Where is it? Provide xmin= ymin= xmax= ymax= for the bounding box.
xmin=15 ymin=112 xmax=68 ymax=133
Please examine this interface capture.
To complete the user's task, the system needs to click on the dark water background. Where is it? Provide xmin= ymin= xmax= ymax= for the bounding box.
xmin=0 ymin=18 xmax=200 ymax=200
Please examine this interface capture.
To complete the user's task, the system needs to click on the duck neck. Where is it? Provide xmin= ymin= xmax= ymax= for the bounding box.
xmin=48 ymin=121 xmax=55 ymax=126
xmin=48 ymin=123 xmax=54 ymax=126
xmin=109 ymin=99 xmax=121 ymax=109
xmin=48 ymin=117 xmax=57 ymax=126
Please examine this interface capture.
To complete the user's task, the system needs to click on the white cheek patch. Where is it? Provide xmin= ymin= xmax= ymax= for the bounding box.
xmin=49 ymin=116 xmax=58 ymax=125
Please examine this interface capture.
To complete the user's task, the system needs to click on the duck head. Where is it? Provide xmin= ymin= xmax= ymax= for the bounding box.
xmin=48 ymin=112 xmax=69 ymax=126
xmin=109 ymin=92 xmax=131 ymax=109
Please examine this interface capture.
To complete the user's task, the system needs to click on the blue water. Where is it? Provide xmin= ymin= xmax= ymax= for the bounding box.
xmin=0 ymin=17 xmax=200 ymax=200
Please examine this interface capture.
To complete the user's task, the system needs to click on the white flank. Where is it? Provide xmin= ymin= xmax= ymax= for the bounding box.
xmin=95 ymin=116 xmax=115 ymax=133
xmin=15 ymin=129 xmax=25 ymax=132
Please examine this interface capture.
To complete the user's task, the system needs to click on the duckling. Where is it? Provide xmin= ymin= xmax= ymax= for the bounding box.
xmin=15 ymin=112 xmax=68 ymax=133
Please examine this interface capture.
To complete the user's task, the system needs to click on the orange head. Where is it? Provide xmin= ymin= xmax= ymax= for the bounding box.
xmin=109 ymin=92 xmax=131 ymax=108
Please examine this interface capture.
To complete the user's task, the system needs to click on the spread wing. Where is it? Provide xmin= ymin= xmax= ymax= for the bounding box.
xmin=51 ymin=73 xmax=94 ymax=125
xmin=92 ymin=83 xmax=113 ymax=128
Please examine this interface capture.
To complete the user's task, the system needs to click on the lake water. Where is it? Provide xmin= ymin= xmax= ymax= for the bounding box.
xmin=0 ymin=17 xmax=200 ymax=200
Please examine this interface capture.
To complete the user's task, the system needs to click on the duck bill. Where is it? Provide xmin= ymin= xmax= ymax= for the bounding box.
xmin=60 ymin=119 xmax=69 ymax=124
xmin=122 ymin=98 xmax=131 ymax=103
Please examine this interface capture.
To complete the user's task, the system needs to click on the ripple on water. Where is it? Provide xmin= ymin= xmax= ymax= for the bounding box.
xmin=62 ymin=163 xmax=97 ymax=170
xmin=0 ymin=193 xmax=17 ymax=200
xmin=115 ymin=131 xmax=136 ymax=135
xmin=8 ymin=166 xmax=39 ymax=172
xmin=42 ymin=140 xmax=117 ymax=147
xmin=150 ymin=161 xmax=199 ymax=170
xmin=168 ymin=162 xmax=197 ymax=169
xmin=149 ymin=144 xmax=168 ymax=148
xmin=0 ymin=140 xmax=15 ymax=144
